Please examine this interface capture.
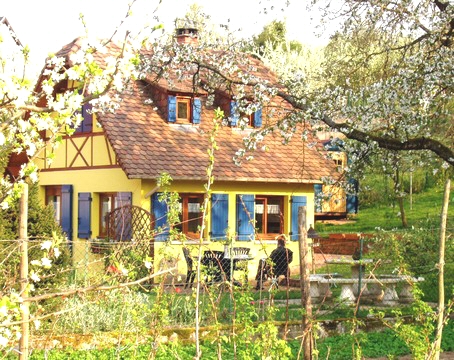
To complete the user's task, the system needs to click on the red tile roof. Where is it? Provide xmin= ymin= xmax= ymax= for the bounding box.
xmin=100 ymin=82 xmax=336 ymax=183
xmin=54 ymin=38 xmax=338 ymax=183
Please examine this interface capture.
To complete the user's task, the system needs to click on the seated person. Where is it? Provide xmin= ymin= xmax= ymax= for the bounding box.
xmin=255 ymin=235 xmax=293 ymax=290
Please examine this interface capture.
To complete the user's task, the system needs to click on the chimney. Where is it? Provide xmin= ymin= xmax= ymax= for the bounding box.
xmin=175 ymin=19 xmax=199 ymax=45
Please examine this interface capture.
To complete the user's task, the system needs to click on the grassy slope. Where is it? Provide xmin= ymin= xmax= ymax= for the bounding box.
xmin=315 ymin=185 xmax=453 ymax=236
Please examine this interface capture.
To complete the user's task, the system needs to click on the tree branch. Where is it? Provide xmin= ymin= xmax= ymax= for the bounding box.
xmin=276 ymin=90 xmax=454 ymax=167
xmin=183 ymin=56 xmax=454 ymax=166
xmin=23 ymin=267 xmax=175 ymax=302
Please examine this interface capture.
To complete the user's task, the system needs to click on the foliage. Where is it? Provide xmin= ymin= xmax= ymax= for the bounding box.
xmin=4 ymin=320 xmax=452 ymax=359
xmin=52 ymin=289 xmax=151 ymax=334
xmin=0 ymin=183 xmax=71 ymax=295
xmin=252 ymin=20 xmax=302 ymax=54
xmin=304 ymin=0 xmax=454 ymax=167
xmin=355 ymin=226 xmax=454 ymax=303
xmin=0 ymin=183 xmax=63 ymax=240
xmin=315 ymin=329 xmax=409 ymax=359
xmin=359 ymin=168 xmax=443 ymax=207
xmin=104 ymin=244 xmax=153 ymax=288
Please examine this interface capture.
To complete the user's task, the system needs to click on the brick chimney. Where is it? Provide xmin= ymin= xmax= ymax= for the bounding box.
xmin=175 ymin=19 xmax=199 ymax=45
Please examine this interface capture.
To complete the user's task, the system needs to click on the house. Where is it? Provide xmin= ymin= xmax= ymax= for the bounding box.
xmin=314 ymin=138 xmax=359 ymax=220
xmin=28 ymin=27 xmax=338 ymax=282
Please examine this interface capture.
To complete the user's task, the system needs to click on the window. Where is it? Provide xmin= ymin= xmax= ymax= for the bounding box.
xmin=99 ymin=193 xmax=116 ymax=238
xmin=46 ymin=185 xmax=73 ymax=240
xmin=229 ymin=101 xmax=262 ymax=128
xmin=46 ymin=186 xmax=62 ymax=224
xmin=98 ymin=192 xmax=132 ymax=238
xmin=333 ymin=158 xmax=343 ymax=171
xmin=168 ymin=95 xmax=201 ymax=124
xmin=177 ymin=97 xmax=190 ymax=121
xmin=71 ymin=101 xmax=93 ymax=134
xmin=245 ymin=112 xmax=259 ymax=127
xmin=236 ymin=194 xmax=284 ymax=241
xmin=255 ymin=196 xmax=283 ymax=236
xmin=175 ymin=193 xmax=204 ymax=238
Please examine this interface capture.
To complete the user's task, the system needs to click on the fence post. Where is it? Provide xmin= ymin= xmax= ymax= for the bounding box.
xmin=432 ymin=179 xmax=450 ymax=360
xmin=19 ymin=183 xmax=29 ymax=360
xmin=298 ymin=206 xmax=313 ymax=360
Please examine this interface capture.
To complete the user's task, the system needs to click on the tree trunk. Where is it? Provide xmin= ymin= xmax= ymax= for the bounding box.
xmin=397 ymin=195 xmax=408 ymax=228
xmin=19 ymin=183 xmax=29 ymax=360
xmin=394 ymin=168 xmax=408 ymax=227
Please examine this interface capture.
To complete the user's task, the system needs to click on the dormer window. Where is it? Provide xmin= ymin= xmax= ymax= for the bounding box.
xmin=74 ymin=102 xmax=93 ymax=133
xmin=70 ymin=85 xmax=92 ymax=134
xmin=168 ymin=95 xmax=201 ymax=124
xmin=229 ymin=100 xmax=262 ymax=128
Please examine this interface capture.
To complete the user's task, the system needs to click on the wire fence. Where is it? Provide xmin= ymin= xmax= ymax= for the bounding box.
xmin=0 ymin=227 xmax=452 ymax=350
xmin=1 ymin=225 xmax=452 ymax=291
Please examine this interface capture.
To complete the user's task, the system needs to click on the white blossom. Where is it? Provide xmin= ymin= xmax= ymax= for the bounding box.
xmin=40 ymin=240 xmax=52 ymax=251
xmin=30 ymin=272 xmax=40 ymax=282
xmin=41 ymin=257 xmax=52 ymax=268
xmin=0 ymin=335 xmax=8 ymax=347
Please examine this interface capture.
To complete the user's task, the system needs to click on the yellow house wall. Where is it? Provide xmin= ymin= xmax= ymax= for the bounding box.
xmin=141 ymin=179 xmax=315 ymax=284
xmin=38 ymin=168 xmax=143 ymax=277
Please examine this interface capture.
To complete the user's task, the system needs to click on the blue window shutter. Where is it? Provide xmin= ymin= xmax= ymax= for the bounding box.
xmin=114 ymin=192 xmax=133 ymax=241
xmin=211 ymin=194 xmax=228 ymax=241
xmin=192 ymin=98 xmax=201 ymax=124
xmin=254 ymin=107 xmax=262 ymax=128
xmin=78 ymin=192 xmax=92 ymax=239
xmin=236 ymin=194 xmax=255 ymax=241
xmin=290 ymin=195 xmax=307 ymax=241
xmin=230 ymin=101 xmax=239 ymax=126
xmin=168 ymin=95 xmax=177 ymax=123
xmin=152 ymin=192 xmax=169 ymax=241
xmin=347 ymin=178 xmax=359 ymax=214
xmin=314 ymin=184 xmax=323 ymax=213
xmin=61 ymin=185 xmax=73 ymax=240
xmin=81 ymin=102 xmax=93 ymax=132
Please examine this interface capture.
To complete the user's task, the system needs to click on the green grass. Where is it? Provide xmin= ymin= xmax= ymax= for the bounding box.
xmin=316 ymin=185 xmax=453 ymax=235
xmin=17 ymin=319 xmax=454 ymax=359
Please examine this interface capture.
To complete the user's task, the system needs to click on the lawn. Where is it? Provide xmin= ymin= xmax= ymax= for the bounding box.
xmin=315 ymin=184 xmax=453 ymax=235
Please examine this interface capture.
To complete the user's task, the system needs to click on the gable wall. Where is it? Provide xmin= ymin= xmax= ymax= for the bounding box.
xmin=36 ymin=114 xmax=118 ymax=171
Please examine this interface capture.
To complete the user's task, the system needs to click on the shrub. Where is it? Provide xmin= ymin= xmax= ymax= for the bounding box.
xmin=53 ymin=289 xmax=152 ymax=334
xmin=0 ymin=184 xmax=71 ymax=294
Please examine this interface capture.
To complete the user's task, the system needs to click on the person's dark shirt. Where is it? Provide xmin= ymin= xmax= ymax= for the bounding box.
xmin=269 ymin=245 xmax=293 ymax=277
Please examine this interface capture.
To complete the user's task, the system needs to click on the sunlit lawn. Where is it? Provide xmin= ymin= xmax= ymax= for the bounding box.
xmin=315 ymin=186 xmax=453 ymax=236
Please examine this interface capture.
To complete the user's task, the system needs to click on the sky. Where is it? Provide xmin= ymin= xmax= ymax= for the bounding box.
xmin=2 ymin=0 xmax=331 ymax=75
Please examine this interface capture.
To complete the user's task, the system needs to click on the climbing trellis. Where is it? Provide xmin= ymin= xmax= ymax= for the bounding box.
xmin=107 ymin=205 xmax=154 ymax=265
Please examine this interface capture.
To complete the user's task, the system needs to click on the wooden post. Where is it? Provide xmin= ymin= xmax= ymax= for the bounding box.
xmin=19 ymin=183 xmax=29 ymax=360
xmin=298 ymin=206 xmax=313 ymax=360
xmin=432 ymin=179 xmax=450 ymax=360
